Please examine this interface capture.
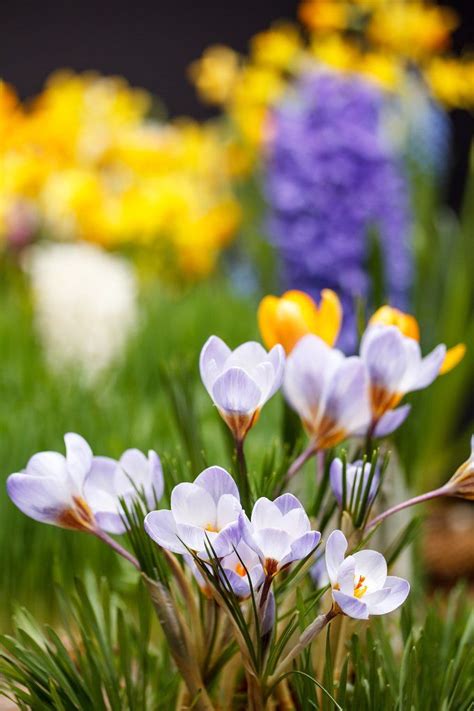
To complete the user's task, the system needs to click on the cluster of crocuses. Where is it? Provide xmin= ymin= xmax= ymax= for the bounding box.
xmin=6 ymin=290 xmax=471 ymax=706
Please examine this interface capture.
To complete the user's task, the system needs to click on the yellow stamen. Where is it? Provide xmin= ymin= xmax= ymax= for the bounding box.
xmin=354 ymin=575 xmax=368 ymax=599
xmin=235 ymin=562 xmax=246 ymax=577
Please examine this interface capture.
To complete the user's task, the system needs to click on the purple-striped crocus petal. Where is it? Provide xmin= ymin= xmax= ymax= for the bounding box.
xmin=273 ymin=492 xmax=303 ymax=515
xmin=94 ymin=511 xmax=126 ymax=535
xmin=367 ymin=576 xmax=410 ymax=615
xmin=360 ymin=326 xmax=408 ymax=392
xmin=283 ymin=335 xmax=344 ymax=425
xmin=324 ymin=357 xmax=371 ymax=435
xmin=411 ymin=344 xmax=446 ymax=391
xmin=336 ymin=555 xmax=357 ymax=595
xmin=333 ymin=591 xmax=369 ymax=620
xmin=254 ymin=528 xmax=292 ymax=565
xmin=280 ymin=508 xmax=311 ymax=538
xmin=171 ymin=483 xmax=216 ymax=529
xmin=325 ymin=530 xmax=348 ymax=586
xmin=147 ymin=450 xmax=164 ymax=502
xmin=222 ymin=568 xmax=253 ymax=597
xmin=362 ymin=588 xmax=392 ymax=612
xmin=6 ymin=472 xmax=72 ymax=525
xmin=266 ymin=345 xmax=286 ymax=400
xmin=199 ymin=335 xmax=231 ymax=394
xmin=144 ymin=509 xmax=186 ymax=554
xmin=251 ymin=498 xmax=282 ymax=529
xmin=64 ymin=433 xmax=93 ymax=489
xmin=176 ymin=522 xmax=210 ymax=552
xmin=225 ymin=341 xmax=269 ymax=371
xmin=119 ymin=448 xmax=164 ymax=503
xmin=239 ymin=513 xmax=264 ymax=559
xmin=26 ymin=451 xmax=68 ymax=480
xmin=352 ymin=550 xmax=387 ymax=590
xmin=194 ymin=466 xmax=240 ymax=503
xmin=283 ymin=530 xmax=321 ymax=566
xmin=212 ymin=367 xmax=262 ymax=414
xmin=211 ymin=520 xmax=242 ymax=558
xmin=373 ymin=405 xmax=411 ymax=437
xmin=216 ymin=495 xmax=242 ymax=530
xmin=84 ymin=456 xmax=126 ymax=533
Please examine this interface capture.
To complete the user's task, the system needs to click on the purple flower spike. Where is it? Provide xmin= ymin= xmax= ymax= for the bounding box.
xmin=325 ymin=530 xmax=410 ymax=619
xmin=284 ymin=334 xmax=371 ymax=448
xmin=144 ymin=466 xmax=242 ymax=558
xmin=240 ymin=493 xmax=320 ymax=576
xmin=330 ymin=458 xmax=379 ymax=510
xmin=200 ymin=336 xmax=285 ymax=441
xmin=6 ymin=434 xmax=165 ymax=536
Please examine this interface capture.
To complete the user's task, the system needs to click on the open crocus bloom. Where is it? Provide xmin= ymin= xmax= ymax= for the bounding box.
xmin=330 ymin=458 xmax=379 ymax=510
xmin=83 ymin=448 xmax=164 ymax=534
xmin=284 ymin=334 xmax=371 ymax=448
xmin=7 ymin=434 xmax=163 ymax=535
xmin=369 ymin=305 xmax=466 ymax=376
xmin=240 ymin=493 xmax=321 ymax=576
xmin=258 ymin=289 xmax=342 ymax=354
xmin=144 ymin=466 xmax=242 ymax=558
xmin=220 ymin=540 xmax=265 ymax=598
xmin=360 ymin=325 xmax=446 ymax=433
xmin=325 ymin=530 xmax=410 ymax=620
xmin=199 ymin=336 xmax=285 ymax=441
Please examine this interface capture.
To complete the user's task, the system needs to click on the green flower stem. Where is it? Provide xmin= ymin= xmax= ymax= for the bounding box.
xmin=235 ymin=436 xmax=251 ymax=510
xmin=268 ymin=607 xmax=338 ymax=687
xmin=93 ymin=527 xmax=141 ymax=570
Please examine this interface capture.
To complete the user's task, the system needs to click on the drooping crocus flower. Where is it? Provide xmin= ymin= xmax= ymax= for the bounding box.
xmin=369 ymin=305 xmax=466 ymax=375
xmin=330 ymin=458 xmax=379 ymax=510
xmin=145 ymin=466 xmax=242 ymax=558
xmin=360 ymin=324 xmax=446 ymax=433
xmin=240 ymin=493 xmax=321 ymax=577
xmin=6 ymin=434 xmax=163 ymax=535
xmin=84 ymin=448 xmax=164 ymax=533
xmin=199 ymin=336 xmax=285 ymax=441
xmin=258 ymin=289 xmax=342 ymax=354
xmin=325 ymin=530 xmax=410 ymax=620
xmin=283 ymin=334 xmax=372 ymax=449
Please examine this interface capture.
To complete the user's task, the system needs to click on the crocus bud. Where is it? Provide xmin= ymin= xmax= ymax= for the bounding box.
xmin=447 ymin=436 xmax=474 ymax=500
xmin=258 ymin=289 xmax=342 ymax=354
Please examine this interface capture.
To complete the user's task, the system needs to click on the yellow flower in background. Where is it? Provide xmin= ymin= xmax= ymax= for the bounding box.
xmin=188 ymin=46 xmax=240 ymax=106
xmin=369 ymin=305 xmax=466 ymax=375
xmin=249 ymin=25 xmax=302 ymax=70
xmin=258 ymin=289 xmax=342 ymax=353
xmin=425 ymin=58 xmax=474 ymax=109
xmin=299 ymin=0 xmax=349 ymax=32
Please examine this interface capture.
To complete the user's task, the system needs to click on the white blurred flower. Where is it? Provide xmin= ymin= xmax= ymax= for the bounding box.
xmin=25 ymin=242 xmax=138 ymax=382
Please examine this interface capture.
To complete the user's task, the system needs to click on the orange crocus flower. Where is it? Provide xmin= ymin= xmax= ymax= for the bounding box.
xmin=258 ymin=289 xmax=342 ymax=354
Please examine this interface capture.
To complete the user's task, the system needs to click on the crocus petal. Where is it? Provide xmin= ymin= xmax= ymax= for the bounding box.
xmin=273 ymin=492 xmax=303 ymax=515
xmin=329 ymin=458 xmax=343 ymax=506
xmin=64 ymin=433 xmax=93 ymax=488
xmin=216 ymin=494 xmax=242 ymax=529
xmin=119 ymin=448 xmax=148 ymax=484
xmin=147 ymin=450 xmax=164 ymax=502
xmin=262 ymin=590 xmax=276 ymax=635
xmin=199 ymin=335 xmax=232 ymax=394
xmin=212 ymin=367 xmax=262 ymax=414
xmin=360 ymin=326 xmax=408 ymax=392
xmin=254 ymin=528 xmax=292 ymax=565
xmin=84 ymin=456 xmax=118 ymax=498
xmin=264 ymin=344 xmax=285 ymax=400
xmin=283 ymin=530 xmax=321 ymax=566
xmin=94 ymin=511 xmax=126 ymax=535
xmin=352 ymin=550 xmax=387 ymax=591
xmin=176 ymin=523 xmax=209 ymax=553
xmin=373 ymin=405 xmax=411 ymax=437
xmin=144 ymin=510 xmax=186 ymax=554
xmin=333 ymin=590 xmax=369 ymax=620
xmin=324 ymin=357 xmax=371 ymax=434
xmin=171 ymin=483 xmax=216 ymax=529
xmin=26 ymin=451 xmax=68 ymax=480
xmin=362 ymin=588 xmax=392 ymax=612
xmin=336 ymin=555 xmax=357 ymax=595
xmin=221 ymin=569 xmax=252 ymax=597
xmin=240 ymin=513 xmax=264 ymax=559
xmin=7 ymin=473 xmax=72 ymax=525
xmin=251 ymin=498 xmax=282 ymax=530
xmin=281 ymin=508 xmax=311 ymax=538
xmin=439 ymin=343 xmax=466 ymax=375
xmin=367 ymin=576 xmax=410 ymax=615
xmin=208 ymin=520 xmax=242 ymax=557
xmin=225 ymin=341 xmax=269 ymax=371
xmin=325 ymin=530 xmax=348 ymax=586
xmin=194 ymin=466 xmax=239 ymax=503
xmin=411 ymin=344 xmax=446 ymax=390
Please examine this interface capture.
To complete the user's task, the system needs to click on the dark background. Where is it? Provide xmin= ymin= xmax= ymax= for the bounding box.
xmin=1 ymin=0 xmax=473 ymax=207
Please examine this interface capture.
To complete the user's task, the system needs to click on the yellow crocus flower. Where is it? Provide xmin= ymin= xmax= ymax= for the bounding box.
xmin=258 ymin=289 xmax=342 ymax=353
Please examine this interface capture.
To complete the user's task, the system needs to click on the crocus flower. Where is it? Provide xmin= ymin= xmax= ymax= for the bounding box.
xmin=199 ymin=336 xmax=285 ymax=441
xmin=284 ymin=334 xmax=372 ymax=449
xmin=369 ymin=305 xmax=466 ymax=375
xmin=325 ymin=530 xmax=410 ymax=620
xmin=144 ymin=466 xmax=242 ymax=558
xmin=444 ymin=435 xmax=474 ymax=501
xmin=240 ymin=493 xmax=321 ymax=577
xmin=360 ymin=324 xmax=446 ymax=432
xmin=6 ymin=434 xmax=163 ymax=535
xmin=83 ymin=448 xmax=164 ymax=533
xmin=330 ymin=458 xmax=379 ymax=510
xmin=258 ymin=288 xmax=342 ymax=354
xmin=220 ymin=540 xmax=265 ymax=598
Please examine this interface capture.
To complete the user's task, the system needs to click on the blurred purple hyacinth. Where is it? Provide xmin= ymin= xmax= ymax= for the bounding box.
xmin=264 ymin=69 xmax=413 ymax=352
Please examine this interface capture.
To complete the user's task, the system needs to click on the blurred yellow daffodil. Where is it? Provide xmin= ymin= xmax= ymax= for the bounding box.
xmin=258 ymin=289 xmax=342 ymax=353
xmin=369 ymin=305 xmax=466 ymax=375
